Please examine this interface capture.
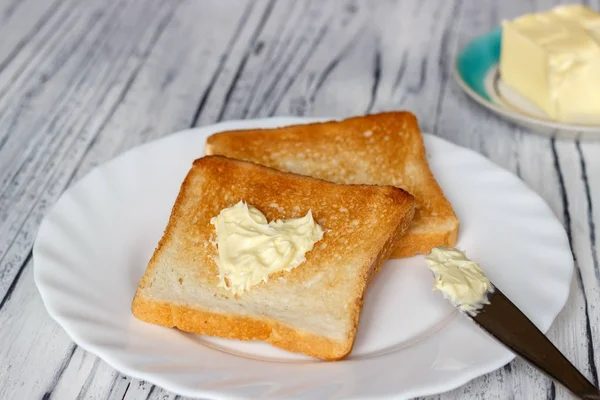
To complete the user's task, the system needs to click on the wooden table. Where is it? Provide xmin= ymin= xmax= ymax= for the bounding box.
xmin=1 ymin=0 xmax=598 ymax=399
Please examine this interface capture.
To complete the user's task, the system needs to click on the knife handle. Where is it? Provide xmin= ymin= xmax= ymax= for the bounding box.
xmin=474 ymin=289 xmax=600 ymax=400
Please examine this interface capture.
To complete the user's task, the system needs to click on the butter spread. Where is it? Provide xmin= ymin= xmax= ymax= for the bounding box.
xmin=424 ymin=246 xmax=494 ymax=316
xmin=500 ymin=5 xmax=600 ymax=123
xmin=210 ymin=201 xmax=324 ymax=295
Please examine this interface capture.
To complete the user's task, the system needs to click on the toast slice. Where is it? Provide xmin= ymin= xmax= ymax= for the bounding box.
xmin=132 ymin=155 xmax=415 ymax=360
xmin=205 ymin=111 xmax=458 ymax=258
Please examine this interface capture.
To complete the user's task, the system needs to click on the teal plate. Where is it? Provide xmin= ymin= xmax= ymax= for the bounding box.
xmin=453 ymin=28 xmax=600 ymax=141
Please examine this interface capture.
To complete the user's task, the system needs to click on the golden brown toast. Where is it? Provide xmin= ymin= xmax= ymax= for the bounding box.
xmin=132 ymin=155 xmax=415 ymax=360
xmin=205 ymin=111 xmax=459 ymax=258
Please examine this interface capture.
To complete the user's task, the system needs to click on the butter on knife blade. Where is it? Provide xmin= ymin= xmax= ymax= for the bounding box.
xmin=424 ymin=246 xmax=494 ymax=316
xmin=425 ymin=246 xmax=600 ymax=400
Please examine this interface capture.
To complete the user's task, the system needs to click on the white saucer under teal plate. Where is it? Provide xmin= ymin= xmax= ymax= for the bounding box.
xmin=454 ymin=28 xmax=600 ymax=141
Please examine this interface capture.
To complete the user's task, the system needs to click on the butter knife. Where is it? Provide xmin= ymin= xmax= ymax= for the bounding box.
xmin=472 ymin=287 xmax=600 ymax=400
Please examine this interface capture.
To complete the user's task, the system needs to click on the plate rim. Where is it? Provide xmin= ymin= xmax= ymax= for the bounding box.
xmin=33 ymin=117 xmax=574 ymax=399
xmin=453 ymin=27 xmax=600 ymax=138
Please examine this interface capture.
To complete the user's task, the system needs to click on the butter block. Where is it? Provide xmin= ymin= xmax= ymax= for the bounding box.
xmin=500 ymin=5 xmax=600 ymax=123
xmin=553 ymin=4 xmax=600 ymax=31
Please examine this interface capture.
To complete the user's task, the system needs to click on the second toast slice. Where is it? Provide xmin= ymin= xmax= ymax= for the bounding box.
xmin=205 ymin=111 xmax=458 ymax=258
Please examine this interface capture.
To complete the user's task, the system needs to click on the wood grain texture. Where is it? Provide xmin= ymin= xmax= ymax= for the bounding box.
xmin=0 ymin=0 xmax=598 ymax=399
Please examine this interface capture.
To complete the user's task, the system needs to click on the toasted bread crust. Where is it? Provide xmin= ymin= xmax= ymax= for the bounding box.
xmin=392 ymin=225 xmax=459 ymax=258
xmin=132 ymin=156 xmax=415 ymax=360
xmin=132 ymin=296 xmax=352 ymax=360
xmin=205 ymin=111 xmax=459 ymax=258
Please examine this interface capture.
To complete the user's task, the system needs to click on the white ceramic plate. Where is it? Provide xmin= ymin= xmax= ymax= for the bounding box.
xmin=34 ymin=117 xmax=573 ymax=399
xmin=454 ymin=28 xmax=600 ymax=140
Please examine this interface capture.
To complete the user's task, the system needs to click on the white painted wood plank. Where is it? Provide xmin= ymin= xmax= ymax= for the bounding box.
xmin=47 ymin=349 xmax=118 ymax=399
xmin=0 ymin=263 xmax=76 ymax=399
xmin=0 ymin=0 xmax=179 ymax=300
xmin=73 ymin=0 xmax=261 ymax=177
xmin=0 ymin=0 xmax=67 ymax=76
xmin=266 ymin=1 xmax=373 ymax=119
xmin=555 ymin=140 xmax=600 ymax=386
xmin=122 ymin=380 xmax=180 ymax=400
xmin=0 ymin=0 xmax=102 ymax=159
xmin=193 ymin=0 xmax=319 ymax=126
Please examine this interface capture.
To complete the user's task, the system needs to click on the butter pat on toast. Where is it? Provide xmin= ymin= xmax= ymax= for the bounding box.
xmin=205 ymin=112 xmax=459 ymax=258
xmin=132 ymin=156 xmax=415 ymax=360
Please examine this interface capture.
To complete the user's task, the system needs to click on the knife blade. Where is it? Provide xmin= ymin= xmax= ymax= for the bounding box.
xmin=472 ymin=287 xmax=600 ymax=400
